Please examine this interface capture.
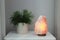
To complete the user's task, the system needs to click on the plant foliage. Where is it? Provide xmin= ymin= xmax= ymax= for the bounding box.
xmin=10 ymin=9 xmax=33 ymax=25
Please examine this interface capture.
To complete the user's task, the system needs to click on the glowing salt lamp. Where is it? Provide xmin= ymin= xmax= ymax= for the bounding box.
xmin=35 ymin=16 xmax=48 ymax=36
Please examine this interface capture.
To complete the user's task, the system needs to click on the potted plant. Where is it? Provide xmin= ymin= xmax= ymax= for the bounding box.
xmin=10 ymin=9 xmax=33 ymax=34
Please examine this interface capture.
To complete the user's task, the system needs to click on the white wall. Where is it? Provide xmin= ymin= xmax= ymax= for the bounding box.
xmin=0 ymin=18 xmax=1 ymax=40
xmin=55 ymin=0 xmax=60 ymax=40
xmin=0 ymin=0 xmax=5 ymax=40
xmin=5 ymin=0 xmax=55 ymax=35
xmin=0 ymin=0 xmax=2 ymax=39
xmin=1 ymin=0 xmax=5 ymax=37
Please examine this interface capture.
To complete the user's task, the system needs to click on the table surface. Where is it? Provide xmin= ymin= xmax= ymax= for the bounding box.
xmin=4 ymin=31 xmax=56 ymax=40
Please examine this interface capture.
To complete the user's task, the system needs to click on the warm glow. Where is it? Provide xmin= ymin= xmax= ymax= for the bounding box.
xmin=35 ymin=16 xmax=47 ymax=35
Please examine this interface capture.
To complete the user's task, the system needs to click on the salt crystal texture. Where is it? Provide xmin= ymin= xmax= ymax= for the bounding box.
xmin=35 ymin=16 xmax=48 ymax=35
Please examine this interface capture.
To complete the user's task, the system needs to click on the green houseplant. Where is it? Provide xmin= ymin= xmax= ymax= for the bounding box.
xmin=10 ymin=11 xmax=22 ymax=25
xmin=10 ymin=9 xmax=33 ymax=34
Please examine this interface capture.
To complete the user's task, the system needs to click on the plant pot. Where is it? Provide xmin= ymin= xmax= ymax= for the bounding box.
xmin=17 ymin=23 xmax=28 ymax=34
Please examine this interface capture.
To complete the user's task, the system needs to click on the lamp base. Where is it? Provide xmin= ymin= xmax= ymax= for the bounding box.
xmin=37 ymin=34 xmax=46 ymax=36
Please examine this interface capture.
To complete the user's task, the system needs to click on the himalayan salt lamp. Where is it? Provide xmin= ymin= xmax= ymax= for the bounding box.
xmin=35 ymin=16 xmax=48 ymax=36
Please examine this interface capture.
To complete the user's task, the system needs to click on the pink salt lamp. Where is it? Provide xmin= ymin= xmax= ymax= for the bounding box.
xmin=35 ymin=16 xmax=48 ymax=36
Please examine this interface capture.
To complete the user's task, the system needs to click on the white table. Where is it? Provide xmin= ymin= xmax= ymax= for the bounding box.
xmin=4 ymin=31 xmax=56 ymax=40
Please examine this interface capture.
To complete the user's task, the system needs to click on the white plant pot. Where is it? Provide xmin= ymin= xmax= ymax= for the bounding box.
xmin=17 ymin=23 xmax=28 ymax=34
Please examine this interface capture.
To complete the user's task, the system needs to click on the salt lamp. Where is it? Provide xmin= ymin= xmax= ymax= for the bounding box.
xmin=35 ymin=16 xmax=48 ymax=36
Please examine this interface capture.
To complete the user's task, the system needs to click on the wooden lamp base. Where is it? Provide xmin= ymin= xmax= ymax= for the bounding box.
xmin=37 ymin=34 xmax=46 ymax=36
